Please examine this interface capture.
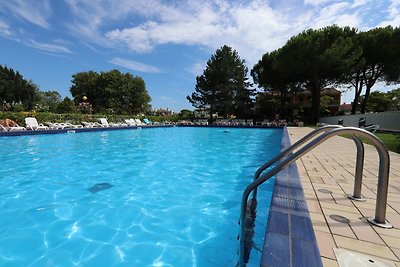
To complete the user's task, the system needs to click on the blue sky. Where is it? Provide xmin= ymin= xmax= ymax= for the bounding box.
xmin=0 ymin=0 xmax=398 ymax=112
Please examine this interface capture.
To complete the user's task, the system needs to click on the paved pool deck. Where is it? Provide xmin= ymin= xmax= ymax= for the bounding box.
xmin=287 ymin=127 xmax=400 ymax=267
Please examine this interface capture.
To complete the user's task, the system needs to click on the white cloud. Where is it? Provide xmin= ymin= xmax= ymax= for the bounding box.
xmin=0 ymin=19 xmax=12 ymax=37
xmin=351 ymin=0 xmax=370 ymax=8
xmin=26 ymin=40 xmax=72 ymax=54
xmin=0 ymin=0 xmax=52 ymax=29
xmin=378 ymin=0 xmax=400 ymax=26
xmin=109 ymin=57 xmax=162 ymax=73
xmin=62 ymin=0 xmax=395 ymax=67
xmin=104 ymin=1 xmax=298 ymax=65
xmin=189 ymin=61 xmax=207 ymax=76
xmin=304 ymin=0 xmax=332 ymax=6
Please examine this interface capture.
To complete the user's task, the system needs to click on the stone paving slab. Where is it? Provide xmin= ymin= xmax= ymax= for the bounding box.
xmin=288 ymin=127 xmax=400 ymax=267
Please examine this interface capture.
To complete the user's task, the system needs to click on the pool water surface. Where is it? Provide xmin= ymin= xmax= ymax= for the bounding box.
xmin=0 ymin=127 xmax=282 ymax=266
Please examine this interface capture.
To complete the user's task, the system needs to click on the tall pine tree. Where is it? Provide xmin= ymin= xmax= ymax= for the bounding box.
xmin=187 ymin=45 xmax=254 ymax=121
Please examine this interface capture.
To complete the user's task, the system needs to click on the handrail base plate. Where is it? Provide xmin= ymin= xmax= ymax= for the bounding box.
xmin=367 ymin=218 xmax=393 ymax=229
xmin=348 ymin=195 xmax=367 ymax=202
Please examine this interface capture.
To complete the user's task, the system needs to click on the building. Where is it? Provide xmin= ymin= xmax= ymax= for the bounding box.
xmin=339 ymin=103 xmax=352 ymax=114
xmin=152 ymin=108 xmax=174 ymax=116
xmin=290 ymin=87 xmax=341 ymax=117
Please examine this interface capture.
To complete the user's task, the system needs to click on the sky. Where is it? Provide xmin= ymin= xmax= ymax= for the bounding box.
xmin=0 ymin=0 xmax=399 ymax=112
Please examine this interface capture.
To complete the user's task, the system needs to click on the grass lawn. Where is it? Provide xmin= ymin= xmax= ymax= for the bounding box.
xmin=342 ymin=132 xmax=400 ymax=154
xmin=303 ymin=125 xmax=400 ymax=154
xmin=370 ymin=133 xmax=400 ymax=154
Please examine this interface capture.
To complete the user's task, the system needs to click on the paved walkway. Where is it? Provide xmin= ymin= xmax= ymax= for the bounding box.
xmin=287 ymin=127 xmax=400 ymax=267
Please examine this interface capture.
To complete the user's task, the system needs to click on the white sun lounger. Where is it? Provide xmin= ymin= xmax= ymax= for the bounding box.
xmin=44 ymin=122 xmax=65 ymax=129
xmin=62 ymin=122 xmax=83 ymax=129
xmin=0 ymin=124 xmax=26 ymax=132
xmin=134 ymin=119 xmax=145 ymax=126
xmin=99 ymin=118 xmax=120 ymax=127
xmin=25 ymin=117 xmax=49 ymax=130
xmin=125 ymin=119 xmax=137 ymax=126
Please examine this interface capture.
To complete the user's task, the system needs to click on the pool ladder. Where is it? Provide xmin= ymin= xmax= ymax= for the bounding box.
xmin=237 ymin=126 xmax=392 ymax=267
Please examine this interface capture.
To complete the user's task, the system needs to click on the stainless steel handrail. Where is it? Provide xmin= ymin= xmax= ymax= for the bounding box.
xmin=238 ymin=127 xmax=392 ymax=267
xmin=251 ymin=125 xmax=341 ymax=200
xmin=350 ymin=136 xmax=365 ymax=201
xmin=252 ymin=125 xmax=366 ymax=201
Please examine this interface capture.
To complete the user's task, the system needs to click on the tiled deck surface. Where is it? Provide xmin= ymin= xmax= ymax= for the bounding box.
xmin=287 ymin=127 xmax=400 ymax=267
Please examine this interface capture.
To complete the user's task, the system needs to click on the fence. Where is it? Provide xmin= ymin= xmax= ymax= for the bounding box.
xmin=319 ymin=111 xmax=400 ymax=131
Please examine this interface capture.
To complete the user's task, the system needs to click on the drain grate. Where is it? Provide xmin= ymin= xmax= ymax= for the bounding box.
xmin=330 ymin=214 xmax=350 ymax=224
xmin=335 ymin=248 xmax=395 ymax=267
xmin=318 ymin=188 xmax=332 ymax=194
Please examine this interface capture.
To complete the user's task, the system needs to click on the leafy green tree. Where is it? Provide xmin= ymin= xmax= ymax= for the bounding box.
xmin=388 ymin=88 xmax=400 ymax=110
xmin=70 ymin=71 xmax=106 ymax=112
xmin=320 ymin=95 xmax=334 ymax=116
xmin=0 ymin=65 xmax=38 ymax=111
xmin=179 ymin=109 xmax=193 ymax=119
xmin=254 ymin=93 xmax=280 ymax=120
xmin=34 ymin=91 xmax=61 ymax=112
xmin=103 ymin=70 xmax=151 ymax=114
xmin=187 ymin=45 xmax=254 ymax=121
xmin=365 ymin=91 xmax=392 ymax=112
xmin=57 ymin=97 xmax=76 ymax=113
xmin=70 ymin=70 xmax=151 ymax=114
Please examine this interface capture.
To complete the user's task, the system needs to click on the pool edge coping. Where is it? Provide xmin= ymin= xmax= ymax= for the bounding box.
xmin=260 ymin=126 xmax=323 ymax=267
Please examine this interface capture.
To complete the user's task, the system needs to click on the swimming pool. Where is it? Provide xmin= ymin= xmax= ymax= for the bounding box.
xmin=0 ymin=127 xmax=282 ymax=266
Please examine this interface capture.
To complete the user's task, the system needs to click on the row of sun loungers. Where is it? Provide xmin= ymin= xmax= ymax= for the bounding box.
xmin=0 ymin=117 xmax=152 ymax=132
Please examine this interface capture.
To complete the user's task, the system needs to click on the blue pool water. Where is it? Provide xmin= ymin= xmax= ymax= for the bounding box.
xmin=0 ymin=127 xmax=282 ymax=266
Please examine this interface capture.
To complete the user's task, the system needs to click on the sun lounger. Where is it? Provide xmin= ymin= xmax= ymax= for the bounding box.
xmin=125 ymin=119 xmax=136 ymax=126
xmin=82 ymin=122 xmax=102 ymax=128
xmin=25 ymin=117 xmax=49 ymax=130
xmin=0 ymin=124 xmax=26 ymax=132
xmin=362 ymin=124 xmax=379 ymax=133
xmin=81 ymin=122 xmax=93 ymax=128
xmin=0 ymin=119 xmax=26 ymax=131
xmin=62 ymin=122 xmax=83 ymax=129
xmin=44 ymin=122 xmax=65 ymax=129
xmin=134 ymin=119 xmax=146 ymax=126
xmin=99 ymin=118 xmax=120 ymax=127
xmin=143 ymin=118 xmax=152 ymax=125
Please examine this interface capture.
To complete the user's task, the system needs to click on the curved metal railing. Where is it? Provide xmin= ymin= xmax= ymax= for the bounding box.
xmin=252 ymin=125 xmax=366 ymax=201
xmin=251 ymin=125 xmax=342 ymax=200
xmin=238 ymin=127 xmax=392 ymax=267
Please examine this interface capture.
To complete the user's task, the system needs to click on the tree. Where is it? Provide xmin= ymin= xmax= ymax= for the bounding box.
xmin=280 ymin=26 xmax=360 ymax=123
xmin=252 ymin=26 xmax=361 ymax=123
xmin=70 ymin=70 xmax=151 ymax=114
xmin=179 ymin=109 xmax=193 ymax=119
xmin=356 ymin=27 xmax=400 ymax=113
xmin=365 ymin=91 xmax=392 ymax=112
xmin=187 ymin=45 xmax=254 ymax=121
xmin=254 ymin=93 xmax=280 ymax=120
xmin=70 ymin=71 xmax=107 ymax=112
xmin=34 ymin=91 xmax=61 ymax=112
xmin=320 ymin=95 xmax=334 ymax=116
xmin=57 ymin=97 xmax=76 ymax=113
xmin=388 ymin=88 xmax=400 ymax=110
xmin=0 ymin=65 xmax=37 ymax=111
xmin=251 ymin=50 xmax=298 ymax=117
